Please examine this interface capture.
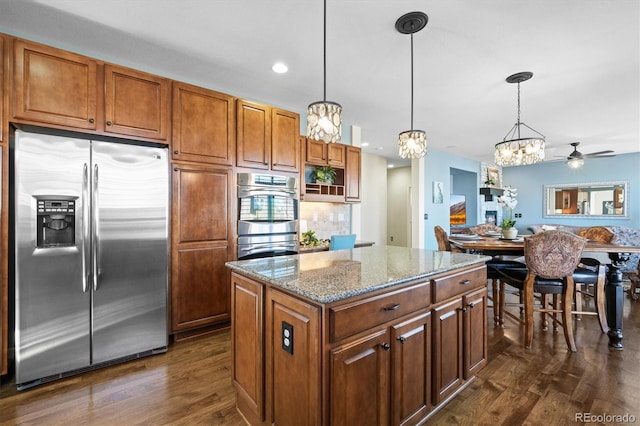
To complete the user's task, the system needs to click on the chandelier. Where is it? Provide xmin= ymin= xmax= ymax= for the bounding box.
xmin=307 ymin=0 xmax=342 ymax=143
xmin=495 ymin=72 xmax=545 ymax=166
xmin=395 ymin=11 xmax=428 ymax=159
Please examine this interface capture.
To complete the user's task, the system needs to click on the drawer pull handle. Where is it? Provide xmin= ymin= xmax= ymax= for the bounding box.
xmin=381 ymin=342 xmax=391 ymax=351
xmin=106 ymin=120 xmax=113 ymax=126
xmin=397 ymin=336 xmax=406 ymax=344
xmin=383 ymin=303 xmax=400 ymax=311
xmin=88 ymin=118 xmax=95 ymax=123
xmin=460 ymin=279 xmax=471 ymax=285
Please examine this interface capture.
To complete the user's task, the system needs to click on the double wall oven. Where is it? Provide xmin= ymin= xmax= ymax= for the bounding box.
xmin=237 ymin=173 xmax=299 ymax=260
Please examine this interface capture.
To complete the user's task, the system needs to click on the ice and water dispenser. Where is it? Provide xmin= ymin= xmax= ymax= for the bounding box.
xmin=36 ymin=197 xmax=77 ymax=248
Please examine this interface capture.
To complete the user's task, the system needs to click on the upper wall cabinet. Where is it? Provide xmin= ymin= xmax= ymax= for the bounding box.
xmin=236 ymin=99 xmax=300 ymax=173
xmin=12 ymin=38 xmax=170 ymax=142
xmin=13 ymin=39 xmax=98 ymax=130
xmin=345 ymin=146 xmax=361 ymax=203
xmin=172 ymin=82 xmax=235 ymax=165
xmin=104 ymin=64 xmax=170 ymax=141
xmin=1 ymin=35 xmax=5 ymax=142
xmin=305 ymin=138 xmax=345 ymax=168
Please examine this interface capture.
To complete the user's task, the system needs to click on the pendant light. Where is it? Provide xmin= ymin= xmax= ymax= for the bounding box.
xmin=307 ymin=0 xmax=342 ymax=143
xmin=395 ymin=11 xmax=428 ymax=159
xmin=494 ymin=72 xmax=546 ymax=166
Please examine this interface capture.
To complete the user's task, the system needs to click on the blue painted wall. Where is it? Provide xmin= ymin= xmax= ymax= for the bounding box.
xmin=502 ymin=152 xmax=640 ymax=232
xmin=422 ymin=151 xmax=639 ymax=249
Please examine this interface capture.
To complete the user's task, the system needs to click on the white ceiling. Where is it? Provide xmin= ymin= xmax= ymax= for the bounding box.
xmin=1 ymin=0 xmax=638 ymax=167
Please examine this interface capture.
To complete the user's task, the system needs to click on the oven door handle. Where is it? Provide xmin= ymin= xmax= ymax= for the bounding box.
xmin=238 ymin=187 xmax=297 ymax=198
xmin=239 ymin=244 xmax=298 ymax=255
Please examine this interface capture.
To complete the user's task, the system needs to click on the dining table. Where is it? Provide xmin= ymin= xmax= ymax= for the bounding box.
xmin=449 ymin=233 xmax=640 ymax=350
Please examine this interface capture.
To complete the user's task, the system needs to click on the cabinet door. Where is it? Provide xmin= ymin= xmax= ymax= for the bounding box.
xmin=432 ymin=298 xmax=463 ymax=404
xmin=0 ymin=146 xmax=5 ymax=375
xmin=305 ymin=137 xmax=327 ymax=165
xmin=0 ymin=35 xmax=4 ymax=142
xmin=237 ymin=99 xmax=270 ymax=170
xmin=171 ymin=164 xmax=232 ymax=331
xmin=231 ymin=273 xmax=265 ymax=424
xmin=345 ymin=146 xmax=361 ymax=202
xmin=271 ymin=108 xmax=300 ymax=173
xmin=172 ymin=82 xmax=235 ymax=165
xmin=463 ymin=288 xmax=488 ymax=379
xmin=331 ymin=328 xmax=391 ymax=426
xmin=391 ymin=311 xmax=432 ymax=426
xmin=267 ymin=289 xmax=321 ymax=426
xmin=327 ymin=143 xmax=345 ymax=167
xmin=104 ymin=64 xmax=170 ymax=140
xmin=13 ymin=39 xmax=98 ymax=130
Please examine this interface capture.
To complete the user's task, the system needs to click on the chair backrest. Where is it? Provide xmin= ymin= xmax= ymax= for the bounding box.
xmin=329 ymin=234 xmax=357 ymax=251
xmin=469 ymin=223 xmax=501 ymax=235
xmin=434 ymin=226 xmax=452 ymax=251
xmin=524 ymin=230 xmax=587 ymax=279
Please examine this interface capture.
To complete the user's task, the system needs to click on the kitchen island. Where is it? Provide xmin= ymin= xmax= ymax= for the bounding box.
xmin=226 ymin=245 xmax=491 ymax=425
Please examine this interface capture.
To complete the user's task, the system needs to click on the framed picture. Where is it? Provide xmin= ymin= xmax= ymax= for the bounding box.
xmin=487 ymin=167 xmax=500 ymax=187
xmin=485 ymin=210 xmax=497 ymax=225
xmin=450 ymin=195 xmax=466 ymax=225
xmin=432 ymin=181 xmax=443 ymax=204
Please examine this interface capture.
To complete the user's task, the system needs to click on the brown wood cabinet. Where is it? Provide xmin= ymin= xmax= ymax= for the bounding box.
xmin=171 ymin=163 xmax=233 ymax=334
xmin=236 ymin=99 xmax=299 ymax=173
xmin=345 ymin=145 xmax=361 ymax=203
xmin=12 ymin=38 xmax=170 ymax=142
xmin=1 ymin=34 xmax=4 ymax=142
xmin=0 ymin=145 xmax=6 ymax=376
xmin=304 ymin=138 xmax=345 ymax=167
xmin=103 ymin=64 xmax=170 ymax=140
xmin=13 ymin=38 xmax=99 ymax=130
xmin=230 ymin=262 xmax=487 ymax=425
xmin=172 ymin=82 xmax=235 ymax=165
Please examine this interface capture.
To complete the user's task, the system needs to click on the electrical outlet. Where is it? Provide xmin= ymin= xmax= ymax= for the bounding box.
xmin=282 ymin=321 xmax=294 ymax=355
xmin=390 ymin=236 xmax=394 ymax=241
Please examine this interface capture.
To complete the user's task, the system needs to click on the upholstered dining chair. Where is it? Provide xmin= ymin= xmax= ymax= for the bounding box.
xmin=329 ymin=234 xmax=356 ymax=251
xmin=469 ymin=223 xmax=501 ymax=235
xmin=628 ymin=259 xmax=640 ymax=301
xmin=497 ymin=230 xmax=588 ymax=352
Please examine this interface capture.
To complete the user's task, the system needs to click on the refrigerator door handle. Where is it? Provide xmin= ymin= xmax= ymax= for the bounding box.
xmin=92 ymin=164 xmax=99 ymax=292
xmin=82 ymin=163 xmax=90 ymax=292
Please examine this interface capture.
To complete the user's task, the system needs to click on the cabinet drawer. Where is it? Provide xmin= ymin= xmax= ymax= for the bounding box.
xmin=330 ymin=281 xmax=430 ymax=342
xmin=431 ymin=265 xmax=486 ymax=303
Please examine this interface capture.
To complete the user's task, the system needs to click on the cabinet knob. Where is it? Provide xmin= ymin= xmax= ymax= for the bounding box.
xmin=396 ymin=336 xmax=406 ymax=344
xmin=468 ymin=303 xmax=475 ymax=309
xmin=106 ymin=120 xmax=113 ymax=126
xmin=460 ymin=307 xmax=468 ymax=313
xmin=460 ymin=279 xmax=471 ymax=285
xmin=88 ymin=118 xmax=95 ymax=123
xmin=174 ymin=167 xmax=179 ymax=172
xmin=381 ymin=343 xmax=391 ymax=351
xmin=174 ymin=150 xmax=179 ymax=155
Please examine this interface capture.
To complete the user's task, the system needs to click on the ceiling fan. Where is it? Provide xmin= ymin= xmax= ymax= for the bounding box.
xmin=562 ymin=142 xmax=615 ymax=168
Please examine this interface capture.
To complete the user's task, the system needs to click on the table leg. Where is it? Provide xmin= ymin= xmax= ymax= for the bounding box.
xmin=605 ymin=253 xmax=628 ymax=350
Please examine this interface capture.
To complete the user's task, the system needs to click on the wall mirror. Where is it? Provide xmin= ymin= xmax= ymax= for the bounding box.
xmin=543 ymin=181 xmax=629 ymax=219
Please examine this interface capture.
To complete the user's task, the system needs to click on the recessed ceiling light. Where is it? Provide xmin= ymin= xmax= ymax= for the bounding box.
xmin=361 ymin=142 xmax=370 ymax=147
xmin=376 ymin=147 xmax=384 ymax=151
xmin=388 ymin=164 xmax=395 ymax=168
xmin=272 ymin=62 xmax=288 ymax=74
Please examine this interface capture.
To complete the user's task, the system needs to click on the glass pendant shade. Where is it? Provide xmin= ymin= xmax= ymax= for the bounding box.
xmin=398 ymin=130 xmax=427 ymax=159
xmin=307 ymin=101 xmax=342 ymax=143
xmin=494 ymin=138 xmax=545 ymax=166
xmin=495 ymin=72 xmax=545 ymax=167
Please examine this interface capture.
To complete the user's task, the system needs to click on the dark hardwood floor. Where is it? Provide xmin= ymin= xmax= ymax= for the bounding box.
xmin=1 ymin=287 xmax=639 ymax=425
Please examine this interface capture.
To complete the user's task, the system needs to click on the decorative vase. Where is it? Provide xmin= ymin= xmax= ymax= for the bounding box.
xmin=502 ymin=227 xmax=518 ymax=239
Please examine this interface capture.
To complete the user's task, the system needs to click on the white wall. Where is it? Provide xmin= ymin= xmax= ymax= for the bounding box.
xmin=387 ymin=166 xmax=411 ymax=246
xmin=360 ymin=152 xmax=388 ymax=246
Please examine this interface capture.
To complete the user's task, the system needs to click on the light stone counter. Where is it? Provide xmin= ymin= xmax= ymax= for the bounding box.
xmin=226 ymin=245 xmax=491 ymax=304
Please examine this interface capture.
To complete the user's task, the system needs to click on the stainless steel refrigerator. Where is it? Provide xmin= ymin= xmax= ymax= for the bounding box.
xmin=13 ymin=129 xmax=169 ymax=390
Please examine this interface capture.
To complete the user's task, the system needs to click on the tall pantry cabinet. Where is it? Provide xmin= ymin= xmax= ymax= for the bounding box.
xmin=0 ymin=34 xmax=6 ymax=375
xmin=171 ymin=82 xmax=235 ymax=338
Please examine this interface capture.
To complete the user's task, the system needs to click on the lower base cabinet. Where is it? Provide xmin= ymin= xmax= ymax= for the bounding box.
xmin=230 ymin=263 xmax=487 ymax=425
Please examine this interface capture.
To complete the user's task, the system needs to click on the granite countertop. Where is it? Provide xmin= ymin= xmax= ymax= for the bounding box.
xmin=226 ymin=245 xmax=491 ymax=304
xmin=298 ymin=240 xmax=375 ymax=253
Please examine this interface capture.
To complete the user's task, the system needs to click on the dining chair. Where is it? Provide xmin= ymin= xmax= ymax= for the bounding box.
xmin=469 ymin=223 xmax=501 ymax=235
xmin=496 ymin=230 xmax=587 ymax=352
xmin=329 ymin=234 xmax=357 ymax=251
xmin=434 ymin=225 xmax=452 ymax=251
xmin=628 ymin=259 xmax=640 ymax=301
xmin=572 ymin=258 xmax=608 ymax=333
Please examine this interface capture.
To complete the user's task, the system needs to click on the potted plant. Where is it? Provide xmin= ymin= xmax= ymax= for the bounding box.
xmin=497 ymin=186 xmax=518 ymax=239
xmin=311 ymin=165 xmax=337 ymax=185
xmin=483 ymin=178 xmax=495 ymax=187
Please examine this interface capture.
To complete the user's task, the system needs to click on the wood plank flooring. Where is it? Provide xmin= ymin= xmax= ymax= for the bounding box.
xmin=1 ymin=290 xmax=639 ymax=425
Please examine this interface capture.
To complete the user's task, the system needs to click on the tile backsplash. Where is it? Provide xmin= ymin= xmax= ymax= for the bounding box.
xmin=300 ymin=202 xmax=351 ymax=239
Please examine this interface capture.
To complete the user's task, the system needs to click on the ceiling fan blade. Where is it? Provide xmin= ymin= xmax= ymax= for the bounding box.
xmin=584 ymin=150 xmax=615 ymax=157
